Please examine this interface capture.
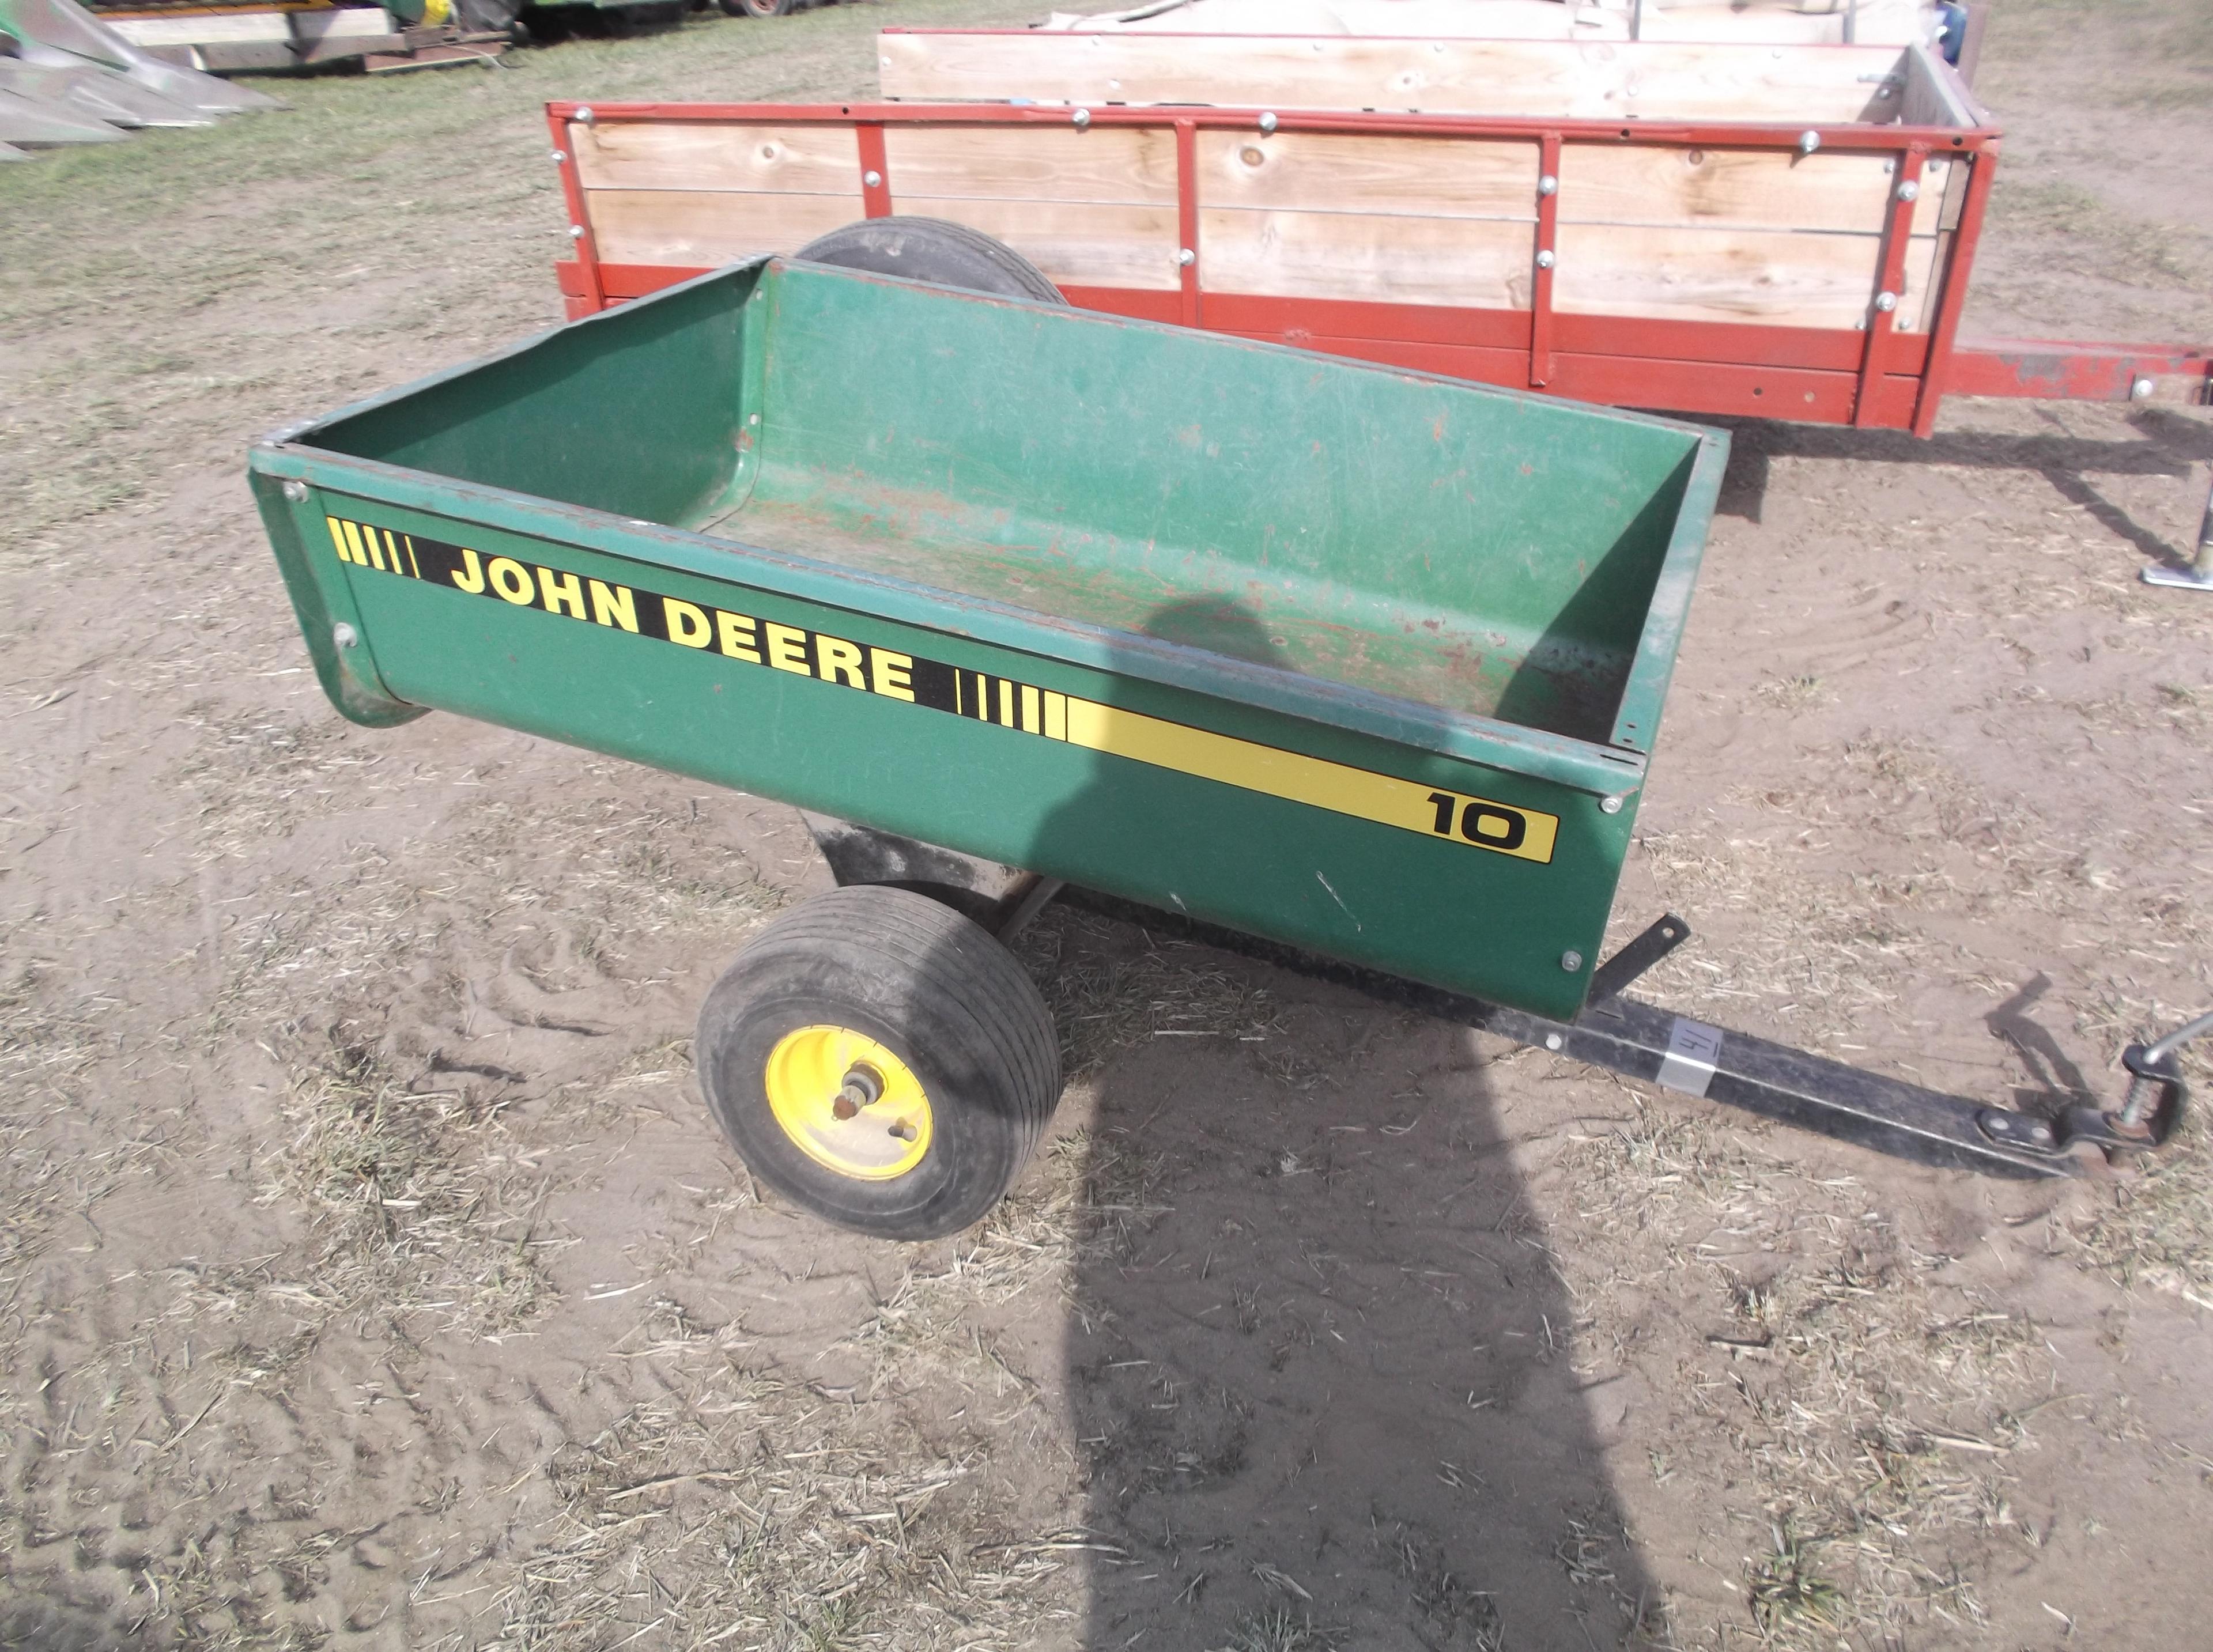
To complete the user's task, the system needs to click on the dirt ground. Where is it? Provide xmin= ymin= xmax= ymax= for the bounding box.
xmin=2 ymin=1 xmax=2210 ymax=1647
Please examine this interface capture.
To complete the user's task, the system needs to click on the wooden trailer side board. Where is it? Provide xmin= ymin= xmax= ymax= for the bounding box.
xmin=877 ymin=31 xmax=1918 ymax=125
xmin=552 ymin=94 xmax=2001 ymax=432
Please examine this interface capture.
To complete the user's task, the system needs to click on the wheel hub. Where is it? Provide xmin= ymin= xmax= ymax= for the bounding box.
xmin=764 ymin=1027 xmax=931 ymax=1180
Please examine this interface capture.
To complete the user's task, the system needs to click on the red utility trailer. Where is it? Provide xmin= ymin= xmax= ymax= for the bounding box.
xmin=546 ymin=31 xmax=2212 ymax=583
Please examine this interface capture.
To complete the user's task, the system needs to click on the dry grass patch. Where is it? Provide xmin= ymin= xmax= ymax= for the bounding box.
xmin=489 ymin=1313 xmax=1082 ymax=1651
xmin=1559 ymin=1109 xmax=2058 ymax=1647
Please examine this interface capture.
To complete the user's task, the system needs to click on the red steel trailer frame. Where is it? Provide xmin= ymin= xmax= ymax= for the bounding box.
xmin=547 ymin=97 xmax=2212 ymax=564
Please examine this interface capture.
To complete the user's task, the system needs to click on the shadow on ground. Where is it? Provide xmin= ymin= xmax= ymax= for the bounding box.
xmin=1000 ymin=598 xmax=1663 ymax=1649
xmin=1708 ymin=405 xmax=2212 ymax=568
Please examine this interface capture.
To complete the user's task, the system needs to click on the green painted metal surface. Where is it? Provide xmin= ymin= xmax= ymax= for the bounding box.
xmin=250 ymin=258 xmax=1727 ymax=1020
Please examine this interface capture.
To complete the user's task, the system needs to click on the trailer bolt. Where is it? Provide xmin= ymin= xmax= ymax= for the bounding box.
xmin=1600 ymin=795 xmax=1623 ymax=814
xmin=1561 ymin=950 xmax=1584 ymax=972
xmin=2129 ymin=377 xmax=2155 ymax=400
xmin=1536 ymin=250 xmax=1556 ymax=270
xmin=1537 ymin=173 xmax=1557 ymax=196
xmin=1177 ymin=247 xmax=1196 ymax=267
xmin=550 ymin=149 xmax=565 ymax=164
xmin=863 ymin=169 xmax=882 ymax=188
xmin=575 ymin=105 xmax=594 ymax=125
xmin=1799 ymin=128 xmax=1821 ymax=153
xmin=1895 ymin=179 xmax=1920 ymax=202
xmin=333 ymin=623 xmax=358 ymax=651
xmin=569 ymin=225 xmax=585 ymax=239
xmin=1259 ymin=111 xmax=1278 ymax=134
xmin=281 ymin=479 xmax=307 ymax=504
xmin=2029 ymin=1121 xmax=2053 ymax=1144
xmin=1874 ymin=291 xmax=1898 ymax=313
xmin=1071 ymin=107 xmax=1090 ymax=127
xmin=1544 ymin=1032 xmax=1564 ymax=1051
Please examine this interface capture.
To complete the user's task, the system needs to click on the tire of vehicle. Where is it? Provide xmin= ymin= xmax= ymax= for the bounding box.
xmin=452 ymin=0 xmax=520 ymax=30
xmin=720 ymin=0 xmax=792 ymax=16
xmin=695 ymin=885 xmax=1062 ymax=1240
xmin=794 ymin=216 xmax=1065 ymax=305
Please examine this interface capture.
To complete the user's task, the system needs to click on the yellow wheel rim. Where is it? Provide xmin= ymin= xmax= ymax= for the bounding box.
xmin=764 ymin=1025 xmax=933 ymax=1181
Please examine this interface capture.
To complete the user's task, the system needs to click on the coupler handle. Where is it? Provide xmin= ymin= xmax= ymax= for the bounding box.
xmin=2114 ymin=1005 xmax=2213 ymax=1136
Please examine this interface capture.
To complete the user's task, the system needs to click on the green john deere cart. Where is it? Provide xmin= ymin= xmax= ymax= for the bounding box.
xmin=248 ymin=243 xmax=2195 ymax=1238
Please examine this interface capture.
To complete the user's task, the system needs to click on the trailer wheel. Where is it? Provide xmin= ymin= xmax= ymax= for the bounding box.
xmin=795 ymin=216 xmax=1065 ymax=305
xmin=720 ymin=0 xmax=792 ymax=16
xmin=695 ymin=885 xmax=1062 ymax=1239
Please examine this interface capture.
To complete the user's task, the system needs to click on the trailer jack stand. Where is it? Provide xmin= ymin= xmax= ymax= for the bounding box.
xmin=2142 ymin=477 xmax=2213 ymax=592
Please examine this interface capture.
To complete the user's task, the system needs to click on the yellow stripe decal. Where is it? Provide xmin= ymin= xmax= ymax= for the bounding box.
xmin=316 ymin=511 xmax=1564 ymax=865
xmin=1060 ymin=696 xmax=1557 ymax=864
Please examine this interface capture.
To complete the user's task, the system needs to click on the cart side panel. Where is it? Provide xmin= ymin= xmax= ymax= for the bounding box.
xmin=289 ymin=494 xmax=1631 ymax=1021
xmin=304 ymin=263 xmax=764 ymax=531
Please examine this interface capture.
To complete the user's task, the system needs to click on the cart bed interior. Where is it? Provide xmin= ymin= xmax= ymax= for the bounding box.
xmin=307 ymin=262 xmax=1712 ymax=751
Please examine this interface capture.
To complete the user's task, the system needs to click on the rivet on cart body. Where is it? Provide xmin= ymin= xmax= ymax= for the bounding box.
xmin=1071 ymin=107 xmax=1090 ymax=128
xmin=1600 ymin=795 xmax=1625 ymax=814
xmin=574 ymin=105 xmax=594 ymax=125
xmin=1561 ymin=951 xmax=1584 ymax=972
xmin=332 ymin=623 xmax=357 ymax=650
xmin=281 ymin=479 xmax=307 ymax=503
xmin=1258 ymin=111 xmax=1277 ymax=134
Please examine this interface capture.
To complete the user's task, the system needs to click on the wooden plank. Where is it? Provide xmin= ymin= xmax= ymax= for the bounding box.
xmin=1554 ymin=223 xmax=1937 ymax=330
xmin=1200 ymin=209 xmax=1534 ymax=307
xmin=1899 ymin=40 xmax=1980 ymax=129
xmin=879 ymin=32 xmax=1910 ymax=123
xmin=572 ymin=122 xmax=863 ymax=194
xmin=1894 ymin=229 xmax=1947 ymax=334
xmin=890 ymin=197 xmax=1181 ymax=291
xmin=105 ymin=12 xmax=292 ymax=44
xmin=1196 ymin=130 xmax=1537 ymax=221
xmin=585 ymin=189 xmax=863 ymax=267
xmin=1559 ymin=145 xmax=1951 ymax=236
xmin=882 ymin=123 xmax=1176 ymax=205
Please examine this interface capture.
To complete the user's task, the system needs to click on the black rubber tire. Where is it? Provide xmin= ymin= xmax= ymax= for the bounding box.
xmin=722 ymin=0 xmax=791 ymax=14
xmin=695 ymin=886 xmax=1062 ymax=1240
xmin=454 ymin=0 xmax=520 ymax=31
xmin=794 ymin=216 xmax=1066 ymax=305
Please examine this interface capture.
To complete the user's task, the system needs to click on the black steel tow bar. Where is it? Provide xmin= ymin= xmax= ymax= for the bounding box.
xmin=1065 ymin=898 xmax=2203 ymax=1181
